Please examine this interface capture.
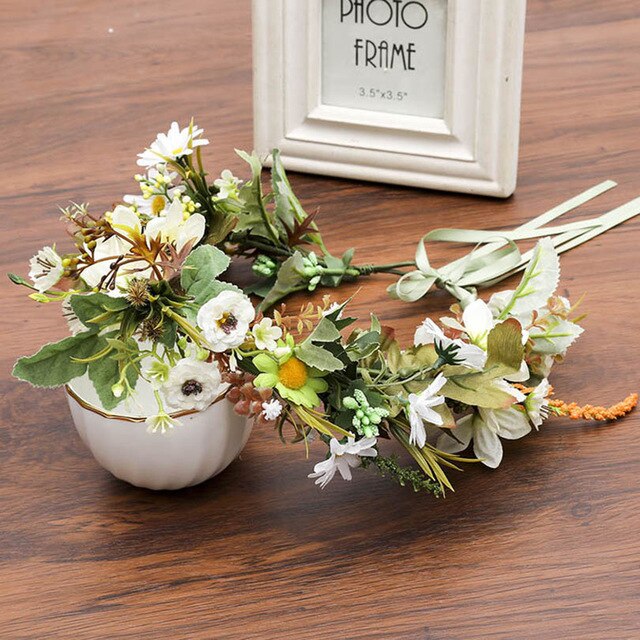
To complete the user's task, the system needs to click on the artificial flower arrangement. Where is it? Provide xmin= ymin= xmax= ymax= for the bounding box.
xmin=10 ymin=121 xmax=637 ymax=494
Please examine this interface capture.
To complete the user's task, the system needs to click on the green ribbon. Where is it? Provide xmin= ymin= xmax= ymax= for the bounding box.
xmin=389 ymin=181 xmax=640 ymax=306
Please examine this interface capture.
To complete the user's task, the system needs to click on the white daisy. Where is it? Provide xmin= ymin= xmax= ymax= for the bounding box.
xmin=308 ymin=437 xmax=377 ymax=488
xmin=162 ymin=358 xmax=225 ymax=412
xmin=137 ymin=121 xmax=209 ymax=168
xmin=28 ymin=246 xmax=64 ymax=293
xmin=196 ymin=290 xmax=256 ymax=353
xmin=406 ymin=373 xmax=448 ymax=449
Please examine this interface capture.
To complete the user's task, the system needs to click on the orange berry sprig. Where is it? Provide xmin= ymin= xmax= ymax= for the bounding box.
xmin=549 ymin=393 xmax=638 ymax=421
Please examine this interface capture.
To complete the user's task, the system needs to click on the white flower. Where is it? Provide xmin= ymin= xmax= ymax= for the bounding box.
xmin=308 ymin=437 xmax=377 ymax=488
xmin=29 ymin=246 xmax=64 ymax=293
xmin=406 ymin=373 xmax=448 ymax=449
xmin=137 ymin=121 xmax=209 ymax=168
xmin=80 ymin=206 xmax=155 ymax=294
xmin=414 ymin=318 xmax=486 ymax=370
xmin=252 ymin=317 xmax=283 ymax=351
xmin=145 ymin=411 xmax=181 ymax=435
xmin=144 ymin=198 xmax=205 ymax=253
xmin=196 ymin=290 xmax=256 ymax=352
xmin=437 ymin=405 xmax=532 ymax=468
xmin=261 ymin=398 xmax=283 ymax=421
xmin=162 ymin=358 xmax=224 ymax=412
xmin=525 ymin=378 xmax=551 ymax=428
xmin=213 ymin=169 xmax=241 ymax=200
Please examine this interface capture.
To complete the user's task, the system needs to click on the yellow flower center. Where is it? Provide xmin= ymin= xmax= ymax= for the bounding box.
xmin=278 ymin=357 xmax=308 ymax=390
xmin=151 ymin=195 xmax=166 ymax=215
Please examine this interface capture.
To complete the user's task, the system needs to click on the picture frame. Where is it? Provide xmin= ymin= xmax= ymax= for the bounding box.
xmin=252 ymin=0 xmax=527 ymax=197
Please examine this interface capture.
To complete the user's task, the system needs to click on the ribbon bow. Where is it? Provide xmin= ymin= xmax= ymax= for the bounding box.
xmin=389 ymin=181 xmax=640 ymax=307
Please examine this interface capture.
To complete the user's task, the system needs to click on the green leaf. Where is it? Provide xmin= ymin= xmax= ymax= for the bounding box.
xmin=88 ymin=342 xmax=139 ymax=411
xmin=306 ymin=317 xmax=342 ymax=343
xmin=346 ymin=330 xmax=380 ymax=362
xmin=180 ymin=245 xmax=240 ymax=321
xmin=70 ymin=293 xmax=130 ymax=329
xmin=271 ymin=149 xmax=307 ymax=230
xmin=296 ymin=343 xmax=344 ymax=372
xmin=529 ymin=317 xmax=583 ymax=355
xmin=13 ymin=331 xmax=107 ymax=388
xmin=235 ymin=150 xmax=281 ymax=241
xmin=181 ymin=245 xmax=231 ymax=294
xmin=441 ymin=371 xmax=518 ymax=409
xmin=485 ymin=318 xmax=524 ymax=375
xmin=498 ymin=238 xmax=560 ymax=318
xmin=258 ymin=251 xmax=308 ymax=311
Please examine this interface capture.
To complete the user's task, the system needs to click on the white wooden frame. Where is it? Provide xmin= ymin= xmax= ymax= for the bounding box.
xmin=252 ymin=0 xmax=527 ymax=197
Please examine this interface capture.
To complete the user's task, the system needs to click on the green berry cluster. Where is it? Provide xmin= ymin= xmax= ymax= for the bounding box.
xmin=300 ymin=252 xmax=322 ymax=291
xmin=342 ymin=389 xmax=389 ymax=437
xmin=252 ymin=254 xmax=278 ymax=277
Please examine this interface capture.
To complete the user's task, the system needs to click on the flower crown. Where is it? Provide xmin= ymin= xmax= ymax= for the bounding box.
xmin=10 ymin=120 xmax=637 ymax=495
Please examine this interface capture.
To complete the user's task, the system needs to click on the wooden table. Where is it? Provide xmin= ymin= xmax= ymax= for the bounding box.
xmin=1 ymin=1 xmax=639 ymax=638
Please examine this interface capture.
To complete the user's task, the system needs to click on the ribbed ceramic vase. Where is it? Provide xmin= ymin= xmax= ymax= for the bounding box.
xmin=66 ymin=374 xmax=252 ymax=490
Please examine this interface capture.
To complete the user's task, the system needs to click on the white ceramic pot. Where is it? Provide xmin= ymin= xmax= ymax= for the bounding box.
xmin=66 ymin=374 xmax=252 ymax=490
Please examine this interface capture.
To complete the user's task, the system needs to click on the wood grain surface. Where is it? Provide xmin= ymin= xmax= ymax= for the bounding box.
xmin=1 ymin=1 xmax=639 ymax=638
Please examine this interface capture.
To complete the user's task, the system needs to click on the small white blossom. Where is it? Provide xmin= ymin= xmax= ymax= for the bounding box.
xmin=196 ymin=290 xmax=255 ymax=352
xmin=144 ymin=198 xmax=205 ymax=253
xmin=406 ymin=373 xmax=448 ymax=449
xmin=213 ymin=169 xmax=242 ymax=200
xmin=145 ymin=412 xmax=181 ymax=435
xmin=252 ymin=317 xmax=283 ymax=351
xmin=414 ymin=318 xmax=486 ymax=370
xmin=308 ymin=437 xmax=377 ymax=488
xmin=29 ymin=246 xmax=64 ymax=293
xmin=137 ymin=121 xmax=209 ymax=168
xmin=261 ymin=398 xmax=283 ymax=421
xmin=162 ymin=358 xmax=225 ymax=412
xmin=525 ymin=378 xmax=551 ymax=428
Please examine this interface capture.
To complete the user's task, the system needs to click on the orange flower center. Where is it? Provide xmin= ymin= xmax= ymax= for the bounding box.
xmin=278 ymin=357 xmax=308 ymax=390
xmin=151 ymin=195 xmax=166 ymax=215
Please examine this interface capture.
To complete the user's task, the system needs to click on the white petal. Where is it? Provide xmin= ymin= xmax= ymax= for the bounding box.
xmin=110 ymin=205 xmax=141 ymax=238
xmin=408 ymin=409 xmax=427 ymax=449
xmin=462 ymin=299 xmax=494 ymax=345
xmin=473 ymin=422 xmax=503 ymax=468
xmin=436 ymin=414 xmax=473 ymax=453
xmin=492 ymin=407 xmax=531 ymax=440
xmin=414 ymin=318 xmax=445 ymax=346
xmin=176 ymin=213 xmax=205 ymax=252
xmin=426 ymin=372 xmax=448 ymax=396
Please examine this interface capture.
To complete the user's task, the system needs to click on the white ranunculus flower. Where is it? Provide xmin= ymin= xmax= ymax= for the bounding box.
xmin=437 ymin=405 xmax=532 ymax=468
xmin=261 ymin=398 xmax=283 ymax=421
xmin=251 ymin=317 xmax=283 ymax=351
xmin=137 ymin=121 xmax=209 ymax=168
xmin=414 ymin=318 xmax=486 ymax=370
xmin=196 ymin=290 xmax=256 ymax=352
xmin=525 ymin=378 xmax=551 ymax=428
xmin=406 ymin=373 xmax=448 ymax=449
xmin=308 ymin=437 xmax=377 ymax=488
xmin=162 ymin=358 xmax=225 ymax=412
xmin=144 ymin=198 xmax=205 ymax=253
xmin=28 ymin=246 xmax=64 ymax=293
